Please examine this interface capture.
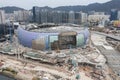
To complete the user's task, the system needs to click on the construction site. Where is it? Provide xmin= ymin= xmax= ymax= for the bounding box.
xmin=0 ymin=24 xmax=120 ymax=80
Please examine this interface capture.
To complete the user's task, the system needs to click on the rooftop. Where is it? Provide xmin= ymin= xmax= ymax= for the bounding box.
xmin=21 ymin=24 xmax=85 ymax=33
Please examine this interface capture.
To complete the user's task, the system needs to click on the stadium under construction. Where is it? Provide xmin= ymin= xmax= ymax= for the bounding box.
xmin=17 ymin=24 xmax=89 ymax=50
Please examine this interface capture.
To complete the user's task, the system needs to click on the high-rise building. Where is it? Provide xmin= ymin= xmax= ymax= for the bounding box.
xmin=40 ymin=9 xmax=53 ymax=23
xmin=79 ymin=12 xmax=88 ymax=24
xmin=110 ymin=9 xmax=118 ymax=21
xmin=52 ymin=11 xmax=62 ymax=24
xmin=32 ymin=7 xmax=88 ymax=25
xmin=5 ymin=13 xmax=15 ymax=21
xmin=14 ymin=10 xmax=31 ymax=22
xmin=33 ymin=6 xmax=40 ymax=22
xmin=69 ymin=11 xmax=75 ymax=24
xmin=33 ymin=6 xmax=36 ymax=22
xmin=0 ymin=10 xmax=5 ymax=24
xmin=74 ymin=12 xmax=81 ymax=24
xmin=61 ymin=11 xmax=69 ymax=23
xmin=117 ymin=11 xmax=120 ymax=20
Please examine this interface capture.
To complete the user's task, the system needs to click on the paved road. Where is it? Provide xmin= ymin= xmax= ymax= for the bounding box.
xmin=92 ymin=31 xmax=120 ymax=41
xmin=96 ymin=46 xmax=120 ymax=76
xmin=91 ymin=32 xmax=120 ymax=80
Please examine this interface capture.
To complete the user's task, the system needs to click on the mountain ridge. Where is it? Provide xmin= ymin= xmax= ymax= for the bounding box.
xmin=0 ymin=6 xmax=24 ymax=13
xmin=0 ymin=0 xmax=120 ymax=13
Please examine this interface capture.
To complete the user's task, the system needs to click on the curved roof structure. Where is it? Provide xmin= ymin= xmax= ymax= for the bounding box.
xmin=17 ymin=25 xmax=89 ymax=50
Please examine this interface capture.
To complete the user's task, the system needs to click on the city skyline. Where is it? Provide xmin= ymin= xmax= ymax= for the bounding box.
xmin=0 ymin=0 xmax=111 ymax=10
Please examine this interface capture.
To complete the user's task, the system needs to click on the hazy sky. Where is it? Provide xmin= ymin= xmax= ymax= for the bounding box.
xmin=0 ymin=0 xmax=111 ymax=10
